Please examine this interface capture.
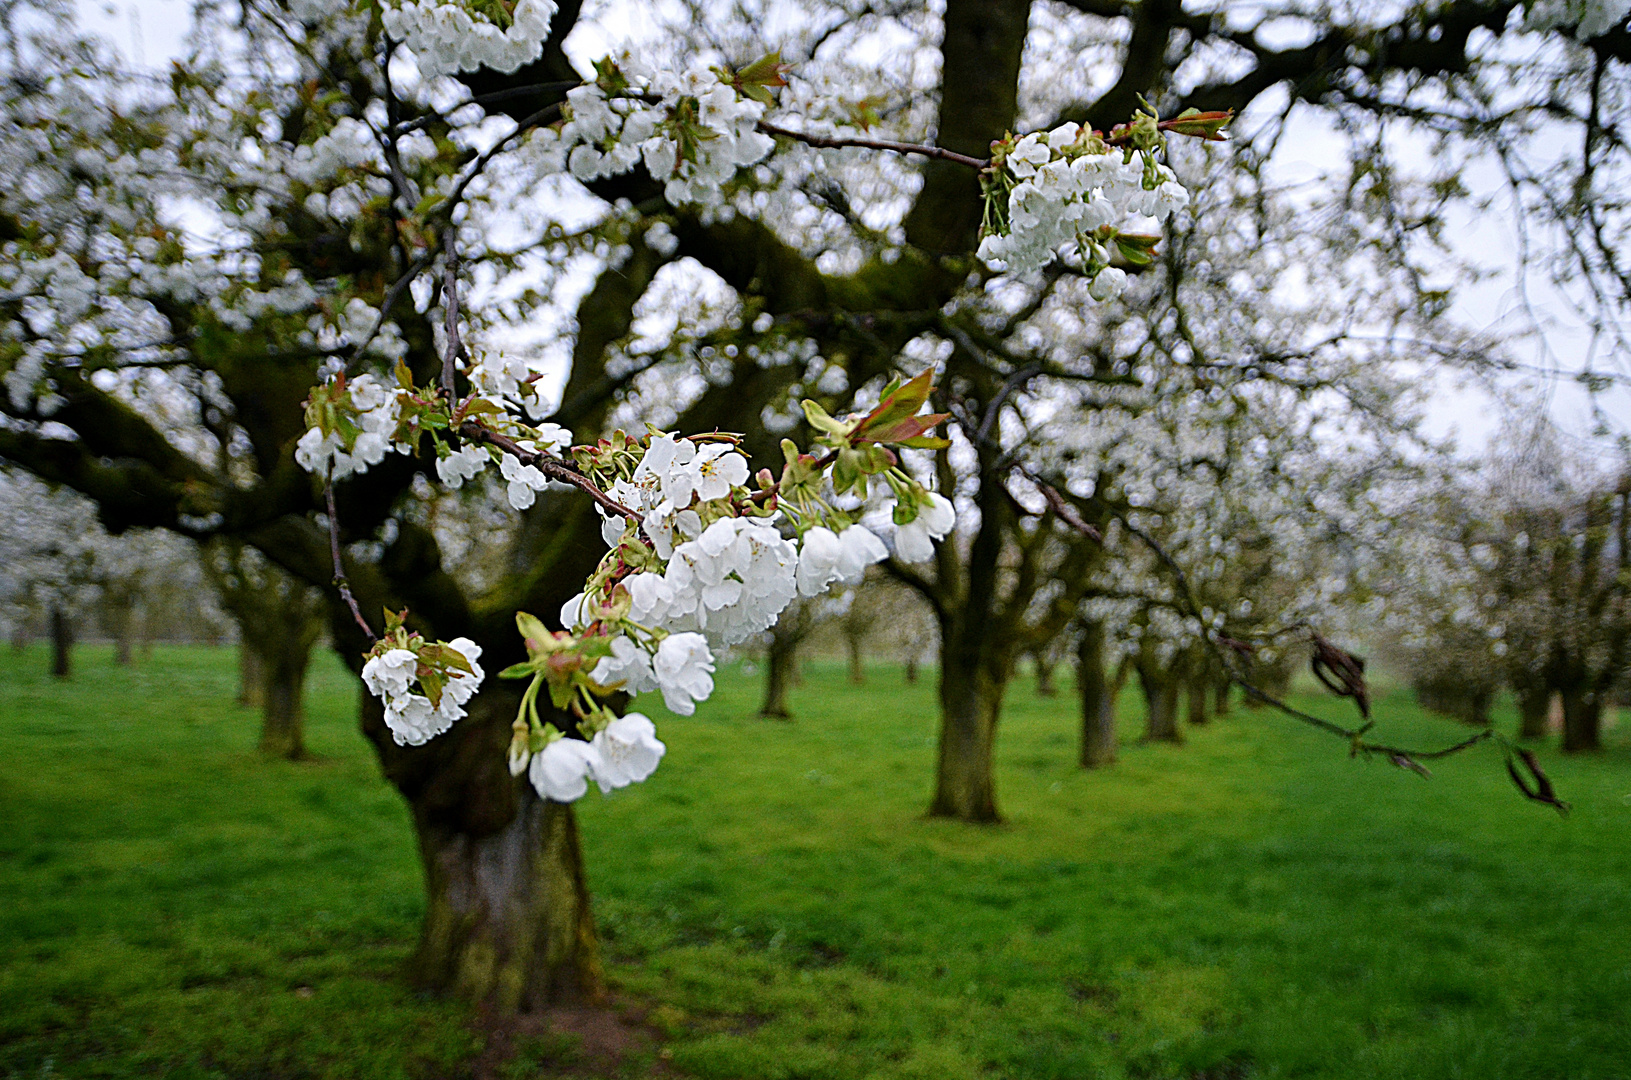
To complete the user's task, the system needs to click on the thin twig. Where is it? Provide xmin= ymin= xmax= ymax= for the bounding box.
xmin=441 ymin=250 xmax=467 ymax=399
xmin=456 ymin=420 xmax=642 ymax=524
xmin=757 ymin=120 xmax=989 ymax=170
xmin=325 ymin=476 xmax=377 ymax=643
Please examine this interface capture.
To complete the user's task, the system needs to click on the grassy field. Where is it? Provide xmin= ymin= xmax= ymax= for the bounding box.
xmin=1 ymin=644 xmax=1628 ymax=1080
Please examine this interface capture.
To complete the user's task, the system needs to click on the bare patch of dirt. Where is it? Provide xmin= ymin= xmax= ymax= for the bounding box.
xmin=471 ymin=997 xmax=680 ymax=1080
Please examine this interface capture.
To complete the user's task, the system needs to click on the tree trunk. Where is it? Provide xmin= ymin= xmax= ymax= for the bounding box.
xmin=759 ymin=632 xmax=796 ymax=719
xmin=109 ymin=596 xmax=136 ymax=666
xmin=1077 ymin=623 xmax=1116 ymax=768
xmin=238 ymin=638 xmax=265 ymax=708
xmin=931 ymin=661 xmax=1005 ymax=822
xmin=10 ymin=622 xmax=29 ymax=653
xmin=1517 ymin=683 xmax=1551 ymax=740
xmin=1185 ymin=675 xmax=1209 ymax=726
xmin=409 ymin=789 xmax=605 ymax=1011
xmin=1034 ymin=652 xmax=1058 ymax=697
xmin=1213 ymin=677 xmax=1233 ymax=717
xmin=365 ymin=683 xmax=607 ymax=1011
xmin=904 ymin=655 xmax=919 ymax=684
xmin=49 ymin=604 xmax=72 ymax=679
xmin=1138 ymin=661 xmax=1183 ymax=744
xmin=258 ymin=642 xmax=310 ymax=760
xmin=1560 ymin=686 xmax=1603 ymax=753
xmin=846 ymin=631 xmax=865 ymax=685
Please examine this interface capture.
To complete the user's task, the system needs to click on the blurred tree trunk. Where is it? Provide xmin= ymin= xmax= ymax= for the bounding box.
xmin=258 ymin=635 xmax=312 ymax=759
xmin=904 ymin=655 xmax=919 ymax=683
xmin=1034 ymin=649 xmax=1058 ymax=697
xmin=1137 ymin=656 xmax=1183 ymax=744
xmin=11 ymin=621 xmax=29 ymax=653
xmin=206 ymin=540 xmax=323 ymax=761
xmin=49 ymin=603 xmax=72 ymax=679
xmin=238 ymin=638 xmax=265 ymax=708
xmin=1077 ymin=622 xmax=1117 ymax=768
xmin=1213 ymin=676 xmax=1233 ymax=717
xmin=109 ymin=595 xmax=136 ymax=666
xmin=846 ymin=630 xmax=866 ymax=685
xmin=1184 ymin=646 xmax=1211 ymax=725
xmin=1560 ymin=687 xmax=1602 ymax=752
xmin=1517 ymin=683 xmax=1551 ymax=740
xmin=760 ymin=627 xmax=797 ymax=719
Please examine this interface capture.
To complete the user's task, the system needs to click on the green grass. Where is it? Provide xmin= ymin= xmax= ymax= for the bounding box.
xmin=2 ymin=645 xmax=1629 ymax=1079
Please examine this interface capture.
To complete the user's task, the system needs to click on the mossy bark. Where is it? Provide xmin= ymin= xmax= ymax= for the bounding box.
xmin=409 ymin=791 xmax=604 ymax=1010
xmin=369 ymin=685 xmax=606 ymax=1010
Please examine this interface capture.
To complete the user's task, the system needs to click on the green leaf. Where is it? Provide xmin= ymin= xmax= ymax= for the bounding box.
xmin=498 ymin=662 xmax=537 ymax=680
xmin=801 ymin=399 xmax=851 ymax=436
xmin=516 ymin=611 xmax=551 ymax=644
xmin=1164 ymin=108 xmax=1234 ymax=141
xmin=898 ymin=434 xmax=952 ymax=449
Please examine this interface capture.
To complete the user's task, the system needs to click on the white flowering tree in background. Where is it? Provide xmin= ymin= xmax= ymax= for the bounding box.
xmin=0 ymin=469 xmax=102 ymax=675
xmin=203 ymin=539 xmax=328 ymax=760
xmin=0 ymin=0 xmax=1616 ymax=1010
xmin=1384 ymin=421 xmax=1631 ymax=750
xmin=0 ymin=468 xmax=200 ymax=672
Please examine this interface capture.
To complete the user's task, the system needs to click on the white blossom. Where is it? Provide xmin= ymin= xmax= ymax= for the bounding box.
xmin=652 ymin=631 xmax=715 ymax=715
xmin=587 ymin=712 xmax=666 ymax=792
xmin=528 ymin=736 xmax=598 ymax=802
xmin=895 ymin=493 xmax=955 ymax=563
xmin=500 ymin=453 xmax=549 ymax=509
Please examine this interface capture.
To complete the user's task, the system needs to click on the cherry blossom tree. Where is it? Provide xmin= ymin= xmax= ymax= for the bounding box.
xmin=0 ymin=0 xmax=1610 ymax=1012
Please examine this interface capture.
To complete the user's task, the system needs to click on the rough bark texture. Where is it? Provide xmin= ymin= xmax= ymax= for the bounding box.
xmin=373 ymin=686 xmax=607 ymax=1009
xmin=1560 ymin=687 xmax=1603 ymax=752
xmin=1077 ymin=623 xmax=1117 ymax=768
xmin=410 ymin=792 xmax=604 ymax=1011
xmin=1517 ymin=684 xmax=1552 ymax=740
xmin=49 ymin=604 xmax=72 ymax=679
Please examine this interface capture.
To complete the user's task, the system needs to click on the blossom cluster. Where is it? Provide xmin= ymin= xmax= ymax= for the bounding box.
xmin=381 ymin=0 xmax=558 ymax=77
xmin=294 ymin=374 xmax=403 ymax=480
xmin=546 ymin=61 xmax=777 ymax=208
xmin=977 ymin=122 xmax=1190 ymax=284
xmin=524 ymin=711 xmax=667 ymax=802
xmin=361 ymin=630 xmax=486 ymax=746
